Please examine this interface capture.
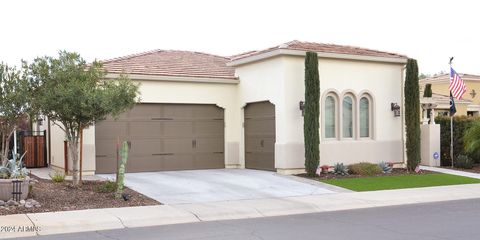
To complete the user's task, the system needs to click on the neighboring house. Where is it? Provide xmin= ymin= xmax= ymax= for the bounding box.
xmin=45 ymin=40 xmax=408 ymax=175
xmin=420 ymin=73 xmax=480 ymax=116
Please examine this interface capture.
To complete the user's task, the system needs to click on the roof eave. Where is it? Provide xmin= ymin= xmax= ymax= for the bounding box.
xmin=227 ymin=49 xmax=408 ymax=66
xmin=104 ymin=73 xmax=239 ymax=84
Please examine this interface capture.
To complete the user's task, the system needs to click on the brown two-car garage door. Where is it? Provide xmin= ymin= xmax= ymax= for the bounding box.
xmin=95 ymin=103 xmax=225 ymax=173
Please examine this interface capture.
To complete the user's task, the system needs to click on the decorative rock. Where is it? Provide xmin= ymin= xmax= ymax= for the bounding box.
xmin=6 ymin=199 xmax=17 ymax=206
xmin=19 ymin=200 xmax=26 ymax=205
xmin=34 ymin=204 xmax=41 ymax=208
xmin=24 ymin=202 xmax=33 ymax=208
xmin=0 ymin=200 xmax=5 ymax=206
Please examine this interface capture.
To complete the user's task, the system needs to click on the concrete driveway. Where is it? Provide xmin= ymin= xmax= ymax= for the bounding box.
xmin=101 ymin=169 xmax=339 ymax=204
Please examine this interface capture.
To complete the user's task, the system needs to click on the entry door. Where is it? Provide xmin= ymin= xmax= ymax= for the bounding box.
xmin=95 ymin=103 xmax=225 ymax=173
xmin=244 ymin=101 xmax=275 ymax=171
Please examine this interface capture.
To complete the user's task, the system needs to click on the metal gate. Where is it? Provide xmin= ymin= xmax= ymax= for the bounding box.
xmin=20 ymin=131 xmax=47 ymax=168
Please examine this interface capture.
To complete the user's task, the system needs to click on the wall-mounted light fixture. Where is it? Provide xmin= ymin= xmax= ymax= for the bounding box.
xmin=299 ymin=101 xmax=305 ymax=116
xmin=470 ymin=89 xmax=476 ymax=99
xmin=391 ymin=103 xmax=401 ymax=117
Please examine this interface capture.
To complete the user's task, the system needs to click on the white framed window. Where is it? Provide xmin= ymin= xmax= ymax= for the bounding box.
xmin=342 ymin=95 xmax=354 ymax=138
xmin=359 ymin=97 xmax=370 ymax=137
xmin=325 ymin=96 xmax=336 ymax=138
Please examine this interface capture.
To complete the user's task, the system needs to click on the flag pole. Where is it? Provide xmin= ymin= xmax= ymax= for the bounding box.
xmin=449 ymin=57 xmax=454 ymax=168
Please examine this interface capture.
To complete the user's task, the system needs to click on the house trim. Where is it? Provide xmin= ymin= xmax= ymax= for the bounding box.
xmin=228 ymin=49 xmax=408 ymax=67
xmin=105 ymin=73 xmax=239 ymax=84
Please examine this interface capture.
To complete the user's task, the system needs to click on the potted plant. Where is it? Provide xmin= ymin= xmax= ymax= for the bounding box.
xmin=0 ymin=153 xmax=32 ymax=201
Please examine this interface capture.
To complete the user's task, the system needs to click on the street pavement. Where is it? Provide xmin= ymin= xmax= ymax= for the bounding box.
xmin=10 ymin=198 xmax=480 ymax=240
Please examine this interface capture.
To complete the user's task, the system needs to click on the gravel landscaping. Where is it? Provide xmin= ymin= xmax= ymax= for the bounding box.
xmin=0 ymin=176 xmax=159 ymax=216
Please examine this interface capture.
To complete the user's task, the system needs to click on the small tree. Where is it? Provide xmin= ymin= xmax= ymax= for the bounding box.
xmin=0 ymin=63 xmax=32 ymax=165
xmin=30 ymin=51 xmax=139 ymax=185
xmin=304 ymin=52 xmax=320 ymax=176
xmin=405 ymin=59 xmax=421 ymax=171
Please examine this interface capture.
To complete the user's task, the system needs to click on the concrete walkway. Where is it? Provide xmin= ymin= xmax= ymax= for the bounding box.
xmin=2 ymin=183 xmax=480 ymax=239
xmin=420 ymin=165 xmax=480 ymax=179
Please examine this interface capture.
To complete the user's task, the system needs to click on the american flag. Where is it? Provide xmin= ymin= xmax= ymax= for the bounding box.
xmin=449 ymin=67 xmax=467 ymax=99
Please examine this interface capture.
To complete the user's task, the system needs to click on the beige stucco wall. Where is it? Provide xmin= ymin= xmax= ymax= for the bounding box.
xmin=48 ymin=79 xmax=241 ymax=175
xmin=236 ymin=56 xmax=405 ymax=171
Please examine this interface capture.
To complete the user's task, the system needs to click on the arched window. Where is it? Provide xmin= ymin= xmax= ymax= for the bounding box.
xmin=325 ymin=96 xmax=336 ymax=138
xmin=342 ymin=96 xmax=353 ymax=138
xmin=360 ymin=97 xmax=370 ymax=137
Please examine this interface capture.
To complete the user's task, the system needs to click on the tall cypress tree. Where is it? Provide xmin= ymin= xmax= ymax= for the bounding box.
xmin=304 ymin=52 xmax=320 ymax=176
xmin=405 ymin=59 xmax=421 ymax=171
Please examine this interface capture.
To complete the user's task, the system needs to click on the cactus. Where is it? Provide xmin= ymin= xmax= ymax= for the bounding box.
xmin=378 ymin=161 xmax=392 ymax=174
xmin=115 ymin=141 xmax=129 ymax=199
xmin=333 ymin=163 xmax=349 ymax=176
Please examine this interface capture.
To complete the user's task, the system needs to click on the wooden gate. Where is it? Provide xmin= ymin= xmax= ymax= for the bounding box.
xmin=20 ymin=131 xmax=47 ymax=168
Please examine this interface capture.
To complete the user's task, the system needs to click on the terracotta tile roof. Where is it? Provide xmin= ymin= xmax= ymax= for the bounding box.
xmin=230 ymin=40 xmax=407 ymax=61
xmin=101 ymin=50 xmax=236 ymax=80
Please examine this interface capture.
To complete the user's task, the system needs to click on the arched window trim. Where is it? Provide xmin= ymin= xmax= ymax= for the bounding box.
xmin=321 ymin=90 xmax=340 ymax=140
xmin=340 ymin=92 xmax=356 ymax=139
xmin=357 ymin=91 xmax=375 ymax=140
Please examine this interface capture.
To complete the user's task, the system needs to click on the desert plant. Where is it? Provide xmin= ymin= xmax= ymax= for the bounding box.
xmin=333 ymin=163 xmax=348 ymax=175
xmin=96 ymin=181 xmax=117 ymax=193
xmin=378 ymin=161 xmax=393 ymax=174
xmin=454 ymin=154 xmax=474 ymax=169
xmin=304 ymin=51 xmax=320 ymax=177
xmin=405 ymin=59 xmax=421 ymax=171
xmin=115 ymin=141 xmax=129 ymax=199
xmin=0 ymin=152 xmax=28 ymax=179
xmin=49 ymin=171 xmax=65 ymax=183
xmin=349 ymin=162 xmax=382 ymax=176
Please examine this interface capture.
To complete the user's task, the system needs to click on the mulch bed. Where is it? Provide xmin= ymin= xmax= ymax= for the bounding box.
xmin=0 ymin=176 xmax=159 ymax=216
xmin=440 ymin=164 xmax=480 ymax=174
xmin=297 ymin=168 xmax=436 ymax=180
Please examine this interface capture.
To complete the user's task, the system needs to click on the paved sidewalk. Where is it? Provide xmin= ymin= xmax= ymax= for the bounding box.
xmin=420 ymin=165 xmax=480 ymax=179
xmin=2 ymin=183 xmax=480 ymax=239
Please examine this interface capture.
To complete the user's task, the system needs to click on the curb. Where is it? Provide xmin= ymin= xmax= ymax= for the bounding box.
xmin=1 ymin=183 xmax=480 ymax=239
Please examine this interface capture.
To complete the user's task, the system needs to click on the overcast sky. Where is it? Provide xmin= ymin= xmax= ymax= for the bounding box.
xmin=1 ymin=0 xmax=478 ymax=75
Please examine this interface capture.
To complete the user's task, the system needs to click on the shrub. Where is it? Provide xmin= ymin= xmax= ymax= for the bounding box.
xmin=96 ymin=181 xmax=118 ymax=193
xmin=49 ymin=171 xmax=65 ymax=183
xmin=349 ymin=162 xmax=382 ymax=176
xmin=333 ymin=163 xmax=348 ymax=175
xmin=436 ymin=116 xmax=480 ymax=165
xmin=454 ymin=155 xmax=474 ymax=169
xmin=378 ymin=161 xmax=392 ymax=174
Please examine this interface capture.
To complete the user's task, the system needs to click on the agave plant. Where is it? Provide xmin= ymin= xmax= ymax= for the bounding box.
xmin=0 ymin=152 xmax=28 ymax=179
xmin=333 ymin=163 xmax=349 ymax=175
xmin=378 ymin=161 xmax=392 ymax=174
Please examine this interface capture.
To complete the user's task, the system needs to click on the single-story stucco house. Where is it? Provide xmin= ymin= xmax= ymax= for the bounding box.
xmin=44 ymin=40 xmax=408 ymax=175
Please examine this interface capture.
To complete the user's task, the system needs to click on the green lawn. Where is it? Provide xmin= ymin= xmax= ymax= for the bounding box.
xmin=321 ymin=173 xmax=480 ymax=191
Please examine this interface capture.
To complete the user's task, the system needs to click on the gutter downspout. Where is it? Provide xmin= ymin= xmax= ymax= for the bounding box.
xmin=401 ymin=66 xmax=407 ymax=167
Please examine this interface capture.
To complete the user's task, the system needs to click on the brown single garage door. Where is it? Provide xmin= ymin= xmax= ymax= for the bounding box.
xmin=95 ymin=103 xmax=225 ymax=173
xmin=244 ymin=101 xmax=275 ymax=171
